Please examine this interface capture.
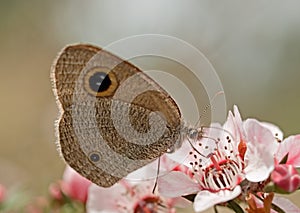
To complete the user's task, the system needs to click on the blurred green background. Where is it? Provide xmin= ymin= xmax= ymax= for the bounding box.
xmin=0 ymin=1 xmax=299 ymax=212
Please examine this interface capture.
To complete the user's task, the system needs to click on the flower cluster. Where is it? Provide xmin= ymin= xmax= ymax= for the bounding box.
xmin=0 ymin=106 xmax=299 ymax=213
xmin=158 ymin=106 xmax=300 ymax=212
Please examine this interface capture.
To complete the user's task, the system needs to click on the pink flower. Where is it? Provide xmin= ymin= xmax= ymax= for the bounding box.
xmin=48 ymin=181 xmax=64 ymax=201
xmin=62 ymin=166 xmax=92 ymax=203
xmin=271 ymin=132 xmax=300 ymax=193
xmin=0 ymin=184 xmax=6 ymax=203
xmin=87 ymin=180 xmax=182 ymax=213
xmin=25 ymin=196 xmax=48 ymax=213
xmin=271 ymin=164 xmax=300 ymax=192
xmin=86 ymin=155 xmax=190 ymax=213
xmin=159 ymin=106 xmax=281 ymax=212
xmin=275 ymin=135 xmax=300 ymax=167
xmin=225 ymin=106 xmax=281 ymax=182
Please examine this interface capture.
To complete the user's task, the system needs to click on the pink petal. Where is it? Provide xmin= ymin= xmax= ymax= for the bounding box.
xmin=48 ymin=182 xmax=63 ymax=200
xmin=261 ymin=122 xmax=283 ymax=141
xmin=276 ymin=135 xmax=300 ymax=167
xmin=233 ymin=105 xmax=246 ymax=138
xmin=244 ymin=119 xmax=277 ymax=182
xmin=86 ymin=183 xmax=127 ymax=212
xmin=223 ymin=106 xmax=244 ymax=148
xmin=167 ymin=138 xmax=192 ymax=167
xmin=169 ymin=197 xmax=192 ymax=208
xmin=272 ymin=196 xmax=300 ymax=213
xmin=271 ymin=164 xmax=300 ymax=192
xmin=126 ymin=154 xmax=179 ymax=182
xmin=244 ymin=147 xmax=274 ymax=182
xmin=63 ymin=166 xmax=91 ymax=203
xmin=193 ymin=186 xmax=241 ymax=212
xmin=158 ymin=171 xmax=200 ymax=197
xmin=244 ymin=119 xmax=279 ymax=151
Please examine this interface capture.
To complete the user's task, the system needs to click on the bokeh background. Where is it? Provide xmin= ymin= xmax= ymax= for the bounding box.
xmin=0 ymin=1 xmax=300 ymax=212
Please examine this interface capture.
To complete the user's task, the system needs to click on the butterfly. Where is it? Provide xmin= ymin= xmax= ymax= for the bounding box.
xmin=50 ymin=44 xmax=191 ymax=187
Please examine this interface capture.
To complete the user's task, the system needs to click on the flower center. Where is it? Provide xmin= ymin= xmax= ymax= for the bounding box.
xmin=188 ymin=131 xmax=244 ymax=192
xmin=202 ymin=157 xmax=242 ymax=191
xmin=191 ymin=154 xmax=243 ymax=191
xmin=133 ymin=196 xmax=161 ymax=213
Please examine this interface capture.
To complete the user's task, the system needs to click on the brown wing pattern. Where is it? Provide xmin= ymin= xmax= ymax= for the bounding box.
xmin=51 ymin=44 xmax=181 ymax=187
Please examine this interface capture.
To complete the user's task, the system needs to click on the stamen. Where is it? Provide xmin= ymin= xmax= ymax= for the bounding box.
xmin=222 ymin=172 xmax=230 ymax=188
xmin=185 ymin=124 xmax=243 ymax=192
xmin=210 ymin=155 xmax=222 ymax=171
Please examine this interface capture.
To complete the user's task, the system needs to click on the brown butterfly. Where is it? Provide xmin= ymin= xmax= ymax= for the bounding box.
xmin=51 ymin=44 xmax=184 ymax=187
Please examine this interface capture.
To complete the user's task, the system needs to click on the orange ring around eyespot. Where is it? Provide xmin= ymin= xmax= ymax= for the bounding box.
xmin=83 ymin=67 xmax=118 ymax=97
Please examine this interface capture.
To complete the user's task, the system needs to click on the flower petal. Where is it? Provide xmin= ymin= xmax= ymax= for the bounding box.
xmin=244 ymin=119 xmax=276 ymax=182
xmin=193 ymin=186 xmax=241 ymax=212
xmin=276 ymin=135 xmax=300 ymax=167
xmin=158 ymin=171 xmax=200 ymax=197
xmin=272 ymin=196 xmax=300 ymax=213
xmin=62 ymin=166 xmax=91 ymax=203
xmin=86 ymin=183 xmax=127 ymax=213
xmin=223 ymin=106 xmax=244 ymax=148
xmin=244 ymin=119 xmax=279 ymax=151
xmin=126 ymin=154 xmax=179 ymax=182
xmin=271 ymin=164 xmax=300 ymax=192
xmin=233 ymin=105 xmax=246 ymax=137
xmin=167 ymin=138 xmax=191 ymax=167
xmin=261 ymin=122 xmax=283 ymax=142
xmin=244 ymin=149 xmax=274 ymax=182
xmin=169 ymin=197 xmax=192 ymax=208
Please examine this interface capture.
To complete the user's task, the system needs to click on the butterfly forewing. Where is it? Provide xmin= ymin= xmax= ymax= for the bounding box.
xmin=51 ymin=44 xmax=181 ymax=187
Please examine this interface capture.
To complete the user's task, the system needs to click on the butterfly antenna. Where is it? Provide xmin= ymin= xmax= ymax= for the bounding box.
xmin=186 ymin=135 xmax=209 ymax=158
xmin=195 ymin=91 xmax=225 ymax=128
xmin=152 ymin=156 xmax=161 ymax=194
xmin=200 ymin=125 xmax=236 ymax=142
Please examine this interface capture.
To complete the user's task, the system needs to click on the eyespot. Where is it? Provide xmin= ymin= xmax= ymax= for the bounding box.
xmin=84 ymin=67 xmax=118 ymax=97
xmin=89 ymin=152 xmax=101 ymax=163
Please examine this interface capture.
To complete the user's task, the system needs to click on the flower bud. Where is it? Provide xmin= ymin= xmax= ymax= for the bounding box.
xmin=271 ymin=164 xmax=300 ymax=193
xmin=48 ymin=181 xmax=64 ymax=201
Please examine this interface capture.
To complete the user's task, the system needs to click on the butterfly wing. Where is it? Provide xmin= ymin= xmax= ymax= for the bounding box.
xmin=51 ymin=44 xmax=181 ymax=187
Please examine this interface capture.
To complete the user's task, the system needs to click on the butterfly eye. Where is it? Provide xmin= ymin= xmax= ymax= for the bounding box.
xmin=84 ymin=67 xmax=118 ymax=97
xmin=187 ymin=128 xmax=198 ymax=140
xmin=89 ymin=152 xmax=101 ymax=163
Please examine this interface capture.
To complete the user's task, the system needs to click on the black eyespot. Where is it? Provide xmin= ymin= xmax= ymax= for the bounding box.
xmin=89 ymin=152 xmax=101 ymax=162
xmin=84 ymin=67 xmax=118 ymax=97
xmin=89 ymin=72 xmax=111 ymax=93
